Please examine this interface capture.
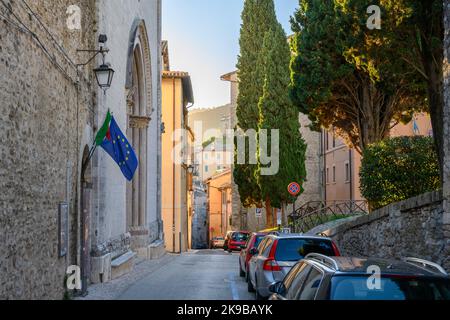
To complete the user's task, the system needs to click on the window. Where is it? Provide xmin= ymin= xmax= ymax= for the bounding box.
xmin=205 ymin=165 xmax=209 ymax=173
xmin=257 ymin=238 xmax=268 ymax=252
xmin=326 ymin=168 xmax=330 ymax=184
xmin=329 ymin=276 xmax=450 ymax=300
xmin=274 ymin=239 xmax=335 ymax=262
xmin=281 ymin=262 xmax=311 ymax=299
xmin=297 ymin=267 xmax=324 ymax=300
xmin=283 ymin=263 xmax=304 ymax=291
xmin=345 ymin=162 xmax=350 ymax=182
xmin=332 ymin=165 xmax=336 ymax=183
xmin=262 ymin=239 xmax=274 ymax=257
xmin=286 ymin=264 xmax=312 ymax=300
xmin=332 ymin=131 xmax=336 ymax=149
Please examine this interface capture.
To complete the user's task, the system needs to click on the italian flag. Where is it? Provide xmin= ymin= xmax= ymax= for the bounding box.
xmin=95 ymin=110 xmax=112 ymax=145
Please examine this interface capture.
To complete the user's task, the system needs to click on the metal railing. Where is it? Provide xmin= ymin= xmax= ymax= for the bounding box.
xmin=289 ymin=200 xmax=369 ymax=233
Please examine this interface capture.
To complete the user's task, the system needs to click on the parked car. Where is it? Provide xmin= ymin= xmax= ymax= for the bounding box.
xmin=269 ymin=254 xmax=450 ymax=300
xmin=247 ymin=234 xmax=340 ymax=300
xmin=224 ymin=231 xmax=250 ymax=252
xmin=239 ymin=233 xmax=268 ymax=278
xmin=210 ymin=237 xmax=225 ymax=249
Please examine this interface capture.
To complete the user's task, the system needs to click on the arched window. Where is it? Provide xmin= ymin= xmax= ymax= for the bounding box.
xmin=125 ymin=21 xmax=152 ymax=243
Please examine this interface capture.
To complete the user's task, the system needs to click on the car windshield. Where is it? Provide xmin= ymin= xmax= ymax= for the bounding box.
xmin=330 ymin=276 xmax=450 ymax=300
xmin=275 ymin=238 xmax=334 ymax=261
xmin=232 ymin=233 xmax=249 ymax=242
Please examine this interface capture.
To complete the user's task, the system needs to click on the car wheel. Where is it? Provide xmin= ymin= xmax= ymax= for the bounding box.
xmin=239 ymin=261 xmax=245 ymax=278
xmin=247 ymin=275 xmax=255 ymax=293
xmin=255 ymin=278 xmax=264 ymax=301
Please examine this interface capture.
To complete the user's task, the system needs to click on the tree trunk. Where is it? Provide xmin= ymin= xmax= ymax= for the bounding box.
xmin=422 ymin=50 xmax=444 ymax=182
xmin=419 ymin=0 xmax=444 ymax=183
xmin=356 ymin=80 xmax=392 ymax=153
xmin=265 ymin=198 xmax=273 ymax=229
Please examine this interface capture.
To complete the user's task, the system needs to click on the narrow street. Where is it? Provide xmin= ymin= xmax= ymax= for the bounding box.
xmin=118 ymin=251 xmax=254 ymax=300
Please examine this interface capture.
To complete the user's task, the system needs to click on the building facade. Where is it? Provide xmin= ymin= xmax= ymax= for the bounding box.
xmin=161 ymin=43 xmax=195 ymax=253
xmin=205 ymin=169 xmax=233 ymax=242
xmin=0 ymin=0 xmax=164 ymax=299
xmin=321 ymin=113 xmax=433 ymax=203
xmin=88 ymin=0 xmax=165 ymax=286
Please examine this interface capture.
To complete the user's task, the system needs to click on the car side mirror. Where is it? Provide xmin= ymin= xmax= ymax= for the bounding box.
xmin=269 ymin=282 xmax=284 ymax=294
xmin=249 ymin=248 xmax=259 ymax=256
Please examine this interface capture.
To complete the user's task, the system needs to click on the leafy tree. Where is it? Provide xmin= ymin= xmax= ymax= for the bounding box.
xmin=389 ymin=0 xmax=444 ymax=178
xmin=290 ymin=0 xmax=427 ymax=154
xmin=258 ymin=24 xmax=307 ymax=224
xmin=235 ymin=0 xmax=278 ymax=207
xmin=360 ymin=136 xmax=440 ymax=210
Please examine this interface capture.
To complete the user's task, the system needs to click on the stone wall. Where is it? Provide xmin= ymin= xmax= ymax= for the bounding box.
xmin=0 ymin=0 xmax=97 ymax=299
xmin=321 ymin=191 xmax=450 ymax=271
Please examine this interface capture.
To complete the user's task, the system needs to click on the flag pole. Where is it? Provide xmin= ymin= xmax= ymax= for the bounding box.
xmin=81 ymin=109 xmax=111 ymax=177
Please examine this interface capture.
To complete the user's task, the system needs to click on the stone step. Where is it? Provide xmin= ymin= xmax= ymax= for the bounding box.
xmin=111 ymin=250 xmax=136 ymax=280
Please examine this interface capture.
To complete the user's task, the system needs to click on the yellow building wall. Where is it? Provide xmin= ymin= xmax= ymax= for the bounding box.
xmin=207 ymin=171 xmax=232 ymax=241
xmin=161 ymin=77 xmax=189 ymax=253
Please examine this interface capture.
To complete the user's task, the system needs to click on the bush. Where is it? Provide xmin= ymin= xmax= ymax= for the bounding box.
xmin=360 ymin=136 xmax=440 ymax=210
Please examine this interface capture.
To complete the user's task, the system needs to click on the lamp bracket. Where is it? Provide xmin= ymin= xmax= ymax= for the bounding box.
xmin=76 ymin=47 xmax=110 ymax=67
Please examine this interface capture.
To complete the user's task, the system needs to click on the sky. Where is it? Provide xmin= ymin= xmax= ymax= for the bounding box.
xmin=162 ymin=0 xmax=299 ymax=109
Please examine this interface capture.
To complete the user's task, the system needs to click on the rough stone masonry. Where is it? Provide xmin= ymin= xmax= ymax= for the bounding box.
xmin=0 ymin=0 xmax=97 ymax=299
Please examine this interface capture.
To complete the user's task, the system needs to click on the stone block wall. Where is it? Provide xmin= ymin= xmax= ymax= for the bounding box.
xmin=0 ymin=0 xmax=97 ymax=299
xmin=322 ymin=191 xmax=450 ymax=271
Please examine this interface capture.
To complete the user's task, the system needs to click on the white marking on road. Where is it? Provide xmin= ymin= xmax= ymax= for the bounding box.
xmin=228 ymin=272 xmax=240 ymax=301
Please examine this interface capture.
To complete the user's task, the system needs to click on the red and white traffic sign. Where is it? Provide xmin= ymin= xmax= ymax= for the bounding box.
xmin=288 ymin=182 xmax=301 ymax=196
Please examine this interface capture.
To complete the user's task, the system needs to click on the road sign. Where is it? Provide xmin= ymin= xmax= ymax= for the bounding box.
xmin=255 ymin=208 xmax=262 ymax=219
xmin=288 ymin=182 xmax=301 ymax=196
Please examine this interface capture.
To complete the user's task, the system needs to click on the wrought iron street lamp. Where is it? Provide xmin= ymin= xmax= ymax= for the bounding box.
xmin=77 ymin=34 xmax=114 ymax=92
xmin=93 ymin=62 xmax=115 ymax=90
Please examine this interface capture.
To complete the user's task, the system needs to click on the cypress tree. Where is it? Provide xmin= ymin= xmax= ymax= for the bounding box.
xmin=258 ymin=24 xmax=307 ymax=226
xmin=235 ymin=0 xmax=278 ymax=208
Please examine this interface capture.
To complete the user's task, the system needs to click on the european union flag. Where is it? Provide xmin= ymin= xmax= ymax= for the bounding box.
xmin=100 ymin=116 xmax=138 ymax=181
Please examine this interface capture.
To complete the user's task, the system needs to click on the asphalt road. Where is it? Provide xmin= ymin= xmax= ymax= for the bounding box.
xmin=118 ymin=250 xmax=255 ymax=300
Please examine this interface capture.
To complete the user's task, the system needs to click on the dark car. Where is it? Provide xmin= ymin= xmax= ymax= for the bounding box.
xmin=239 ymin=233 xmax=268 ymax=279
xmin=269 ymin=254 xmax=450 ymax=300
xmin=248 ymin=234 xmax=341 ymax=300
xmin=224 ymin=231 xmax=250 ymax=252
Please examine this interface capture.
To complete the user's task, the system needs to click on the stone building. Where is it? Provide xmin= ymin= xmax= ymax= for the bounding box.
xmin=89 ymin=0 xmax=165 ymax=286
xmin=0 ymin=0 xmax=164 ymax=299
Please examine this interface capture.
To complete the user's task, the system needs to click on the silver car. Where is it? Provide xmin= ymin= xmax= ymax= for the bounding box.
xmin=247 ymin=234 xmax=340 ymax=300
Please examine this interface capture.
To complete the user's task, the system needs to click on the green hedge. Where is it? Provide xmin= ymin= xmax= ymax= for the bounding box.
xmin=360 ymin=136 xmax=440 ymax=210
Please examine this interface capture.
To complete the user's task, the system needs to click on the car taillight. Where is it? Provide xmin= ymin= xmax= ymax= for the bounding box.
xmin=332 ymin=242 xmax=341 ymax=256
xmin=263 ymin=259 xmax=281 ymax=272
xmin=263 ymin=240 xmax=281 ymax=272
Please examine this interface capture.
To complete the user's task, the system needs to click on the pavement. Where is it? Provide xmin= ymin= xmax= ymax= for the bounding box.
xmin=78 ymin=249 xmax=255 ymax=300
